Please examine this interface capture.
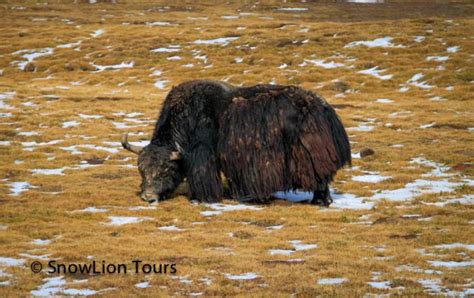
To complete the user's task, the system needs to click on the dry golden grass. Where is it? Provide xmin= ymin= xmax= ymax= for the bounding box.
xmin=0 ymin=1 xmax=473 ymax=296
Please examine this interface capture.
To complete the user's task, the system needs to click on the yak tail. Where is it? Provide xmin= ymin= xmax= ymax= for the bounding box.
xmin=326 ymin=106 xmax=352 ymax=168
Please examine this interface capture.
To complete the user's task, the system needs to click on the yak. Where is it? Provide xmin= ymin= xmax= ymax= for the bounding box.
xmin=121 ymin=80 xmax=351 ymax=206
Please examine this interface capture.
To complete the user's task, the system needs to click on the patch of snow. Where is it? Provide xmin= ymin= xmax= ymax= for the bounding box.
xmin=31 ymin=239 xmax=51 ymax=246
xmin=317 ymin=278 xmax=347 ymax=285
xmin=352 ymin=174 xmax=391 ymax=183
xmin=426 ymin=56 xmax=449 ymax=62
xmin=358 ymin=67 xmax=393 ymax=80
xmin=407 ymin=73 xmax=433 ymax=89
xmin=151 ymin=45 xmax=180 ymax=53
xmin=224 ymin=272 xmax=258 ymax=280
xmin=345 ymin=37 xmax=404 ymax=48
xmin=304 ymin=59 xmax=345 ymax=69
xmin=200 ymin=203 xmax=261 ymax=217
xmin=90 ymin=29 xmax=105 ymax=38
xmin=427 ymin=260 xmax=474 ymax=268
xmin=11 ymin=48 xmax=54 ymax=70
xmin=146 ymin=21 xmax=174 ymax=26
xmin=194 ymin=37 xmax=239 ymax=46
xmin=79 ymin=114 xmax=102 ymax=119
xmin=135 ymin=281 xmax=150 ymax=288
xmin=74 ymin=207 xmax=108 ymax=213
xmin=158 ymin=225 xmax=184 ymax=232
xmin=0 ymin=257 xmax=25 ymax=267
xmin=277 ymin=7 xmax=308 ymax=11
xmin=62 ymin=120 xmax=80 ymax=128
xmin=91 ymin=61 xmax=133 ymax=72
xmin=414 ymin=36 xmax=425 ymax=43
xmin=154 ymin=79 xmax=169 ymax=90
xmin=31 ymin=168 xmax=65 ymax=176
xmin=101 ymin=216 xmax=153 ymax=226
xmin=447 ymin=46 xmax=459 ymax=53
xmin=434 ymin=243 xmax=474 ymax=251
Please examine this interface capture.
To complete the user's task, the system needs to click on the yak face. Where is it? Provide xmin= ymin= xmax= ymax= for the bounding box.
xmin=137 ymin=145 xmax=182 ymax=202
xmin=122 ymin=134 xmax=183 ymax=202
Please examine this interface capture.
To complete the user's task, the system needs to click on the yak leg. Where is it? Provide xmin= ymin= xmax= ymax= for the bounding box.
xmin=186 ymin=145 xmax=222 ymax=203
xmin=311 ymin=183 xmax=332 ymax=207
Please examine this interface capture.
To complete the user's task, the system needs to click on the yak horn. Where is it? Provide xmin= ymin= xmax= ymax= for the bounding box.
xmin=169 ymin=151 xmax=182 ymax=161
xmin=121 ymin=133 xmax=142 ymax=155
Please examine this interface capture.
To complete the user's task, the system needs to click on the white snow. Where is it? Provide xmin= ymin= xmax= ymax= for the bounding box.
xmin=31 ymin=239 xmax=51 ymax=246
xmin=414 ymin=36 xmax=425 ymax=43
xmin=447 ymin=46 xmax=459 ymax=53
xmin=352 ymin=174 xmax=391 ymax=183
xmin=146 ymin=21 xmax=173 ymax=26
xmin=368 ymin=281 xmax=391 ymax=289
xmin=11 ymin=48 xmax=54 ymax=70
xmin=269 ymin=240 xmax=318 ymax=255
xmin=304 ymin=59 xmax=345 ymax=69
xmin=135 ymin=281 xmax=150 ymax=288
xmin=8 ymin=181 xmax=32 ymax=196
xmin=194 ymin=37 xmax=239 ymax=46
xmin=91 ymin=61 xmax=134 ymax=72
xmin=347 ymin=123 xmax=375 ymax=132
xmin=31 ymin=168 xmax=65 ymax=176
xmin=79 ymin=114 xmax=102 ymax=119
xmin=0 ymin=257 xmax=25 ymax=267
xmin=426 ymin=56 xmax=449 ymax=62
xmin=420 ymin=123 xmax=436 ymax=129
xmin=407 ymin=73 xmax=433 ymax=89
xmin=200 ymin=203 xmax=262 ymax=217
xmin=358 ymin=67 xmax=393 ymax=80
xmin=434 ymin=243 xmax=474 ymax=251
xmin=317 ymin=278 xmax=347 ymax=285
xmin=167 ymin=56 xmax=181 ymax=61
xmin=427 ymin=260 xmax=474 ymax=268
xmin=90 ymin=29 xmax=105 ymax=38
xmin=62 ymin=120 xmax=80 ymax=128
xmin=372 ymin=179 xmax=461 ymax=201
xmin=101 ymin=216 xmax=153 ymax=226
xmin=57 ymin=41 xmax=82 ymax=49
xmin=224 ymin=272 xmax=258 ymax=280
xmin=158 ymin=225 xmax=184 ymax=232
xmin=74 ymin=207 xmax=108 ymax=213
xmin=154 ymin=79 xmax=169 ymax=90
xmin=151 ymin=45 xmax=180 ymax=53
xmin=345 ymin=37 xmax=404 ymax=48
xmin=376 ymin=98 xmax=393 ymax=103
xmin=277 ymin=7 xmax=308 ymax=11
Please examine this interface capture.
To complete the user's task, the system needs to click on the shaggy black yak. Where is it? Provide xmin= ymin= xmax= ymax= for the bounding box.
xmin=121 ymin=80 xmax=351 ymax=206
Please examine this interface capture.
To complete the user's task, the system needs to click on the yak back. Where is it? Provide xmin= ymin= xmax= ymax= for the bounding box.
xmin=218 ymin=85 xmax=351 ymax=199
xmin=150 ymin=80 xmax=237 ymax=148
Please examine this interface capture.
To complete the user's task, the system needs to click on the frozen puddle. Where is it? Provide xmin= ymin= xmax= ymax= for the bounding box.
xmin=224 ymin=272 xmax=258 ymax=280
xmin=317 ymin=278 xmax=347 ymax=285
xmin=269 ymin=240 xmax=318 ymax=255
xmin=358 ymin=67 xmax=393 ymax=80
xmin=194 ymin=37 xmax=239 ymax=46
xmin=101 ymin=216 xmax=153 ymax=226
xmin=11 ymin=48 xmax=54 ymax=70
xmin=345 ymin=37 xmax=404 ymax=48
xmin=200 ymin=203 xmax=262 ymax=217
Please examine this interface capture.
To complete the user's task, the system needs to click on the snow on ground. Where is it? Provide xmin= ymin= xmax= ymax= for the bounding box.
xmin=90 ymin=29 xmax=105 ymax=38
xmin=11 ymin=48 xmax=54 ymax=70
xmin=0 ymin=257 xmax=25 ymax=267
xmin=345 ymin=37 xmax=405 ymax=48
xmin=154 ymin=79 xmax=169 ymax=89
xmin=30 ymin=276 xmax=112 ymax=297
xmin=200 ymin=203 xmax=262 ymax=217
xmin=303 ymin=59 xmax=345 ymax=69
xmin=73 ymin=207 xmax=108 ymax=213
xmin=407 ymin=73 xmax=434 ymax=89
xmin=30 ymin=239 xmax=51 ymax=246
xmin=224 ymin=272 xmax=259 ymax=280
xmin=158 ymin=225 xmax=185 ymax=232
xmin=358 ymin=67 xmax=393 ymax=80
xmin=91 ymin=61 xmax=134 ymax=72
xmin=269 ymin=240 xmax=318 ymax=256
xmin=151 ymin=45 xmax=181 ymax=53
xmin=317 ymin=278 xmax=347 ymax=285
xmin=101 ymin=216 xmax=153 ymax=226
xmin=8 ymin=181 xmax=33 ymax=196
xmin=376 ymin=98 xmax=393 ymax=103
xmin=135 ymin=281 xmax=150 ymax=288
xmin=194 ymin=37 xmax=239 ymax=46
xmin=352 ymin=173 xmax=391 ymax=183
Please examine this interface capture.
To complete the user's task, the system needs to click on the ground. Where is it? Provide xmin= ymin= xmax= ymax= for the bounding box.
xmin=0 ymin=1 xmax=473 ymax=296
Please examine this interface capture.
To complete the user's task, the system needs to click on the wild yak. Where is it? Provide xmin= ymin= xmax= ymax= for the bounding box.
xmin=121 ymin=80 xmax=351 ymax=206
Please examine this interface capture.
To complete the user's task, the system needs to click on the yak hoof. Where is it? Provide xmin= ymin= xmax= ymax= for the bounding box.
xmin=311 ymin=195 xmax=333 ymax=207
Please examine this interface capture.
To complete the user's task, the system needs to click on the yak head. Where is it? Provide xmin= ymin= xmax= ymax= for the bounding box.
xmin=121 ymin=134 xmax=183 ymax=202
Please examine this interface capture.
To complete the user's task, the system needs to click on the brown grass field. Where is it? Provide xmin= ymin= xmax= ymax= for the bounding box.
xmin=0 ymin=0 xmax=473 ymax=296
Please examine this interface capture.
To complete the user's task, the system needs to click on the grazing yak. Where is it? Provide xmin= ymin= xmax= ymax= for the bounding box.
xmin=121 ymin=80 xmax=351 ymax=206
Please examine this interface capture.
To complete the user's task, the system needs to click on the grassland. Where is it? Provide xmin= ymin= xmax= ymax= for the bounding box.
xmin=0 ymin=1 xmax=473 ymax=296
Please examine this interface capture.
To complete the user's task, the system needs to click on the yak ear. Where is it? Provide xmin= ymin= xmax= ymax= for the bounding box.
xmin=169 ymin=151 xmax=182 ymax=161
